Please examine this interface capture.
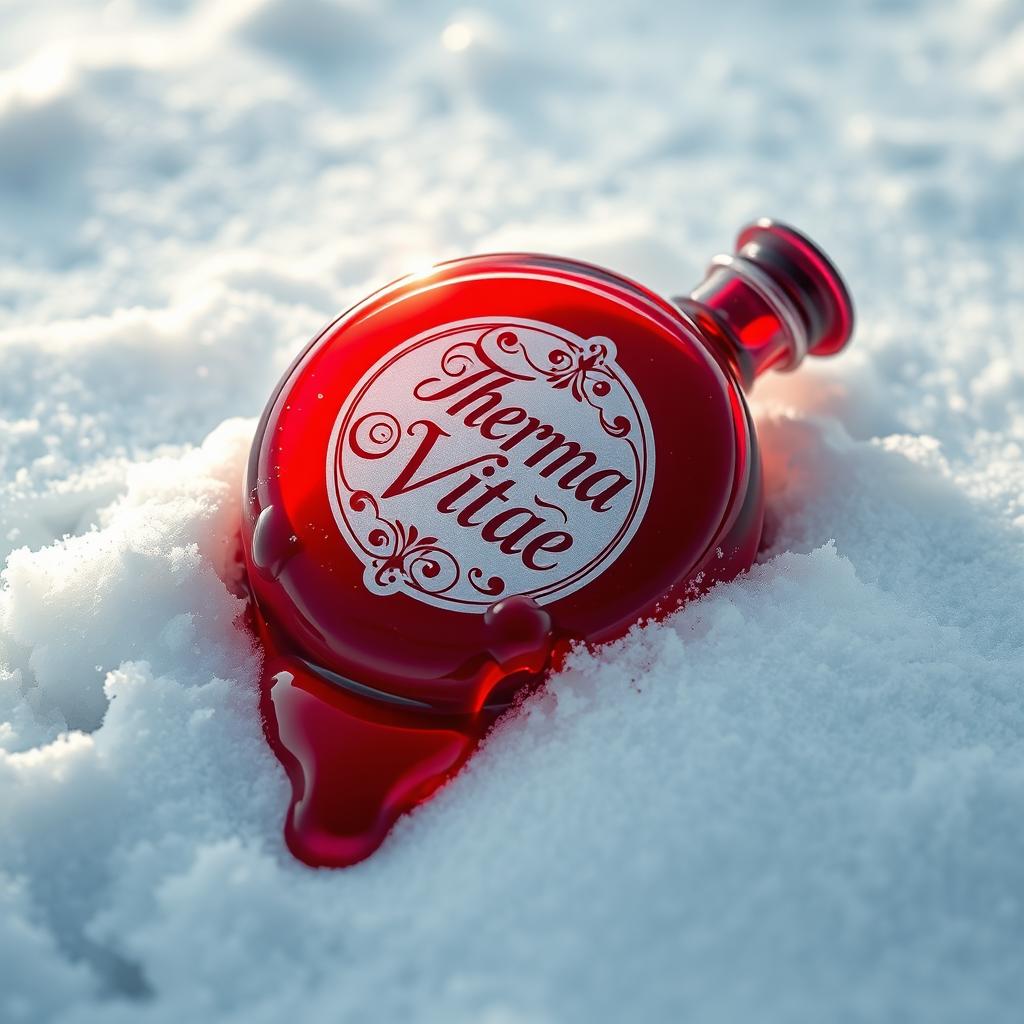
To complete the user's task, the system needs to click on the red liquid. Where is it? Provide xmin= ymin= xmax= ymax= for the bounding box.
xmin=252 ymin=597 xmax=553 ymax=867
xmin=242 ymin=221 xmax=854 ymax=867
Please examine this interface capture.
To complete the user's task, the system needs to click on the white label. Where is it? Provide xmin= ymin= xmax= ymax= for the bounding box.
xmin=326 ymin=318 xmax=655 ymax=612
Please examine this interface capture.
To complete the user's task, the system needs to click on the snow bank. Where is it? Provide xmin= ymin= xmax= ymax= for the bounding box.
xmin=1 ymin=0 xmax=1023 ymax=1021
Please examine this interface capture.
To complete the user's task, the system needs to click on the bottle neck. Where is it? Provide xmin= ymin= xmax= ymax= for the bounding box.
xmin=675 ymin=220 xmax=855 ymax=391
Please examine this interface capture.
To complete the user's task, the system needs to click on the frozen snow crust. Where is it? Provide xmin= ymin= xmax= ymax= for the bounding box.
xmin=2 ymin=1 xmax=1023 ymax=1021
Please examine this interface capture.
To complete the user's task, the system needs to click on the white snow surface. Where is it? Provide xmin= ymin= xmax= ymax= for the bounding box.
xmin=1 ymin=0 xmax=1023 ymax=1020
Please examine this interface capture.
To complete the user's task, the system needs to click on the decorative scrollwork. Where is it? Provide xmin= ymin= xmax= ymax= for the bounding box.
xmin=479 ymin=328 xmax=634 ymax=438
xmin=468 ymin=567 xmax=505 ymax=596
xmin=348 ymin=412 xmax=402 ymax=459
xmin=345 ymin=490 xmax=505 ymax=600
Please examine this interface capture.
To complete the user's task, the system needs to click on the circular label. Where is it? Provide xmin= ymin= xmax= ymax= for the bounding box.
xmin=326 ymin=317 xmax=655 ymax=613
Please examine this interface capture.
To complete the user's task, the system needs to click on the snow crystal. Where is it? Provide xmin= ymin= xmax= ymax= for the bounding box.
xmin=1 ymin=0 xmax=1023 ymax=1021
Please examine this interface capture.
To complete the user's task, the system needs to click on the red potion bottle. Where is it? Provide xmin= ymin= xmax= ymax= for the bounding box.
xmin=242 ymin=219 xmax=854 ymax=867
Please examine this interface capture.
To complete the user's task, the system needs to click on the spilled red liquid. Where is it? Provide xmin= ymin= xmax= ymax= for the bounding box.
xmin=251 ymin=596 xmax=555 ymax=867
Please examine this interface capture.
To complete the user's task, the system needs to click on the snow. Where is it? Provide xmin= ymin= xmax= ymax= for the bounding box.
xmin=1 ymin=0 xmax=1023 ymax=1020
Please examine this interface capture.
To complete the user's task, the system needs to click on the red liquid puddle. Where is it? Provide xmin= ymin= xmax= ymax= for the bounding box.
xmin=252 ymin=597 xmax=554 ymax=867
